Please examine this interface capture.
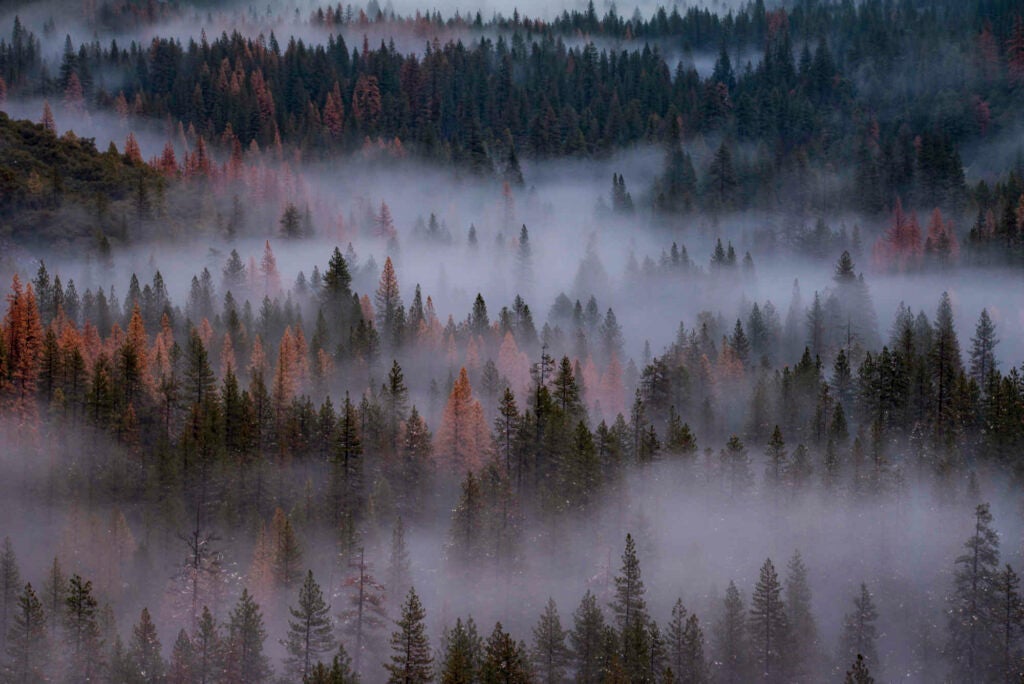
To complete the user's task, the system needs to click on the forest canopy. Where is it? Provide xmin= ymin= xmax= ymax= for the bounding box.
xmin=0 ymin=0 xmax=1023 ymax=682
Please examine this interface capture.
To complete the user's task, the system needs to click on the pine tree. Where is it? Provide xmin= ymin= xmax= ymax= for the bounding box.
xmin=993 ymin=564 xmax=1023 ymax=683
xmin=222 ymin=249 xmax=247 ymax=294
xmin=2 ymin=276 xmax=44 ymax=421
xmin=730 ymin=320 xmax=750 ymax=365
xmin=3 ymin=583 xmax=47 ymax=683
xmin=749 ymin=559 xmax=790 ymax=683
xmin=184 ymin=326 xmax=216 ymax=407
xmin=784 ymin=551 xmax=818 ymax=681
xmin=333 ymin=392 xmax=364 ymax=525
xmin=306 ymin=643 xmax=360 ymax=683
xmin=612 ymin=534 xmax=650 ymax=680
xmin=838 ymin=584 xmax=879 ymax=674
xmin=765 ymin=426 xmax=787 ymax=489
xmin=260 ymin=241 xmax=282 ymax=296
xmin=376 ymin=258 xmax=404 ymax=349
xmin=968 ymin=308 xmax=998 ymax=391
xmin=439 ymin=617 xmax=483 ymax=684
xmin=561 ymin=420 xmax=601 ymax=511
xmin=397 ymin=407 xmax=433 ymax=518
xmin=531 ymin=598 xmax=569 ymax=684
xmin=516 ymin=225 xmax=533 ymax=285
xmin=714 ymin=581 xmax=748 ymax=683
xmin=339 ymin=546 xmax=388 ymax=676
xmin=193 ymin=605 xmax=223 ymax=684
xmin=40 ymin=101 xmax=56 ymax=133
xmin=707 ymin=142 xmax=737 ymax=209
xmin=947 ymin=503 xmax=1000 ymax=683
xmin=447 ymin=471 xmax=485 ymax=570
xmin=109 ymin=634 xmax=137 ymax=684
xmin=382 ymin=360 xmax=410 ymax=451
xmin=930 ymin=292 xmax=963 ymax=439
xmin=569 ymin=591 xmax=607 ymax=684
xmin=384 ymin=588 xmax=433 ymax=683
xmin=271 ymin=508 xmax=304 ymax=590
xmin=168 ymin=628 xmax=195 ymax=683
xmin=481 ymin=622 xmax=532 ymax=684
xmin=129 ymin=607 xmax=166 ymax=681
xmin=0 ymin=538 xmax=20 ymax=652
xmin=42 ymin=558 xmax=66 ymax=639
xmin=667 ymin=598 xmax=708 ymax=684
xmin=64 ymin=574 xmax=104 ymax=681
xmin=436 ymin=368 xmax=490 ymax=473
xmin=284 ymin=570 xmax=336 ymax=681
xmin=843 ymin=654 xmax=874 ymax=684
xmin=225 ymin=588 xmax=272 ymax=683
xmin=611 ymin=534 xmax=648 ymax=631
xmin=281 ymin=203 xmax=304 ymax=238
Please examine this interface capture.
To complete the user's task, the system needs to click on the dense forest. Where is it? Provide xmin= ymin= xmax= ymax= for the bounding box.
xmin=0 ymin=0 xmax=1023 ymax=683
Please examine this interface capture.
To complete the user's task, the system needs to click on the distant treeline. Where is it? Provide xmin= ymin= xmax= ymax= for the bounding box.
xmin=0 ymin=0 xmax=1022 ymax=215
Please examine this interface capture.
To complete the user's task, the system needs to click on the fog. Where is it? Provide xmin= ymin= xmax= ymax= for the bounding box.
xmin=1 ymin=2 xmax=1023 ymax=683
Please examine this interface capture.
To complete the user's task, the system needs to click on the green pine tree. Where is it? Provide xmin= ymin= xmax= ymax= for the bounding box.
xmin=3 ymin=583 xmax=47 ymax=683
xmin=480 ymin=622 xmax=532 ymax=684
xmin=64 ymin=574 xmax=105 ymax=682
xmin=838 ymin=584 xmax=879 ymax=676
xmin=305 ymin=643 xmax=361 ymax=683
xmin=129 ymin=607 xmax=165 ymax=682
xmin=439 ymin=617 xmax=482 ymax=684
xmin=385 ymin=588 xmax=433 ymax=683
xmin=569 ymin=590 xmax=607 ymax=684
xmin=947 ymin=503 xmax=1000 ymax=683
xmin=284 ymin=571 xmax=336 ymax=681
xmin=531 ymin=598 xmax=569 ymax=684
xmin=749 ymin=559 xmax=790 ymax=683
xmin=193 ymin=605 xmax=223 ymax=684
xmin=225 ymin=588 xmax=272 ymax=683
xmin=843 ymin=654 xmax=874 ymax=684
xmin=784 ymin=551 xmax=818 ymax=681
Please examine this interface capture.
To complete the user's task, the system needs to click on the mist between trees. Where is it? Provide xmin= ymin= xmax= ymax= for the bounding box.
xmin=1 ymin=0 xmax=1024 ymax=682
xmin=0 ymin=209 xmax=1022 ymax=683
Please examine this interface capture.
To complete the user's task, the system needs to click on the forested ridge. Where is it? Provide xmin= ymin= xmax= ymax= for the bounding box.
xmin=1 ymin=0 xmax=1023 ymax=215
xmin=0 ymin=0 xmax=1023 ymax=682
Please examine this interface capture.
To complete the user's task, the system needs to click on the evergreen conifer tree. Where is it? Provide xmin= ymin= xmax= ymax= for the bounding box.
xmin=385 ymin=588 xmax=433 ymax=683
xmin=284 ymin=571 xmax=336 ymax=681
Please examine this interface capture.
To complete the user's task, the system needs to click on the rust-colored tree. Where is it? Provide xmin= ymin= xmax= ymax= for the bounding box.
xmin=872 ymin=198 xmax=922 ymax=271
xmin=2 ymin=276 xmax=44 ymax=422
xmin=158 ymin=141 xmax=178 ymax=176
xmin=272 ymin=327 xmax=298 ymax=425
xmin=40 ymin=101 xmax=56 ymax=134
xmin=497 ymin=332 xmax=530 ymax=395
xmin=323 ymin=82 xmax=345 ymax=138
xmin=63 ymin=73 xmax=85 ymax=116
xmin=923 ymin=207 xmax=960 ymax=264
xmin=114 ymin=91 xmax=128 ymax=122
xmin=598 ymin=354 xmax=626 ymax=420
xmin=352 ymin=74 xmax=382 ymax=132
xmin=260 ymin=241 xmax=282 ymax=297
xmin=435 ymin=367 xmax=491 ymax=473
xmin=124 ymin=132 xmax=143 ymax=164
xmin=375 ymin=202 xmax=397 ymax=241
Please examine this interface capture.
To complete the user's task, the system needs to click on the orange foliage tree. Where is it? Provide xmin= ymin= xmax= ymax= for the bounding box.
xmin=2 ymin=276 xmax=44 ymax=422
xmin=435 ymin=367 xmax=490 ymax=473
xmin=872 ymin=198 xmax=922 ymax=271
